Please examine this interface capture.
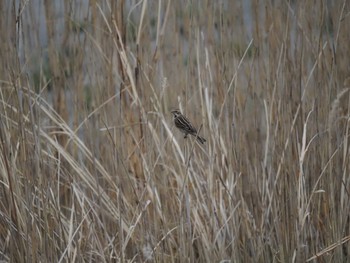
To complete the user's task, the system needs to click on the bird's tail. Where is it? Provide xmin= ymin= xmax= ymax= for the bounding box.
xmin=192 ymin=134 xmax=206 ymax=144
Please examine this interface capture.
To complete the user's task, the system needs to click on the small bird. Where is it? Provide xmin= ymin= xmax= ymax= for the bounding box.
xmin=171 ymin=109 xmax=206 ymax=144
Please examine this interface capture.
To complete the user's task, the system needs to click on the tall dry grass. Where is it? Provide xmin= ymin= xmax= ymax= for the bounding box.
xmin=0 ymin=0 xmax=350 ymax=262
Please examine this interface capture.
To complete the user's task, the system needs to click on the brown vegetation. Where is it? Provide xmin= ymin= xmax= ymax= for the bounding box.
xmin=0 ymin=0 xmax=350 ymax=262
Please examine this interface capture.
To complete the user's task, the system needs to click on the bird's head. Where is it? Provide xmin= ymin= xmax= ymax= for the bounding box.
xmin=171 ymin=109 xmax=182 ymax=118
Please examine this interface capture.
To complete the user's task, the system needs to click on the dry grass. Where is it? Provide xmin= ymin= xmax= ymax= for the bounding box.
xmin=1 ymin=0 xmax=350 ymax=262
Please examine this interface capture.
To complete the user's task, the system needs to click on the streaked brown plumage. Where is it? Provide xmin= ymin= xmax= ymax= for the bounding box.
xmin=171 ymin=109 xmax=206 ymax=144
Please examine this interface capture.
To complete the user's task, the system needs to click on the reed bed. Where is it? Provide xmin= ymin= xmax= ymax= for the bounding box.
xmin=0 ymin=0 xmax=350 ymax=262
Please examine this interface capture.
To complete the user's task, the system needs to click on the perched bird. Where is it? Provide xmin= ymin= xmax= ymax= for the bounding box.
xmin=171 ymin=109 xmax=206 ymax=144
